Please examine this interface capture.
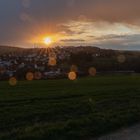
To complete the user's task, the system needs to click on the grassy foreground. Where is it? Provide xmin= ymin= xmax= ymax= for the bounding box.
xmin=0 ymin=75 xmax=140 ymax=140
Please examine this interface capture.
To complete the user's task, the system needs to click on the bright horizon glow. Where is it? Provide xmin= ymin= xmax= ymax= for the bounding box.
xmin=44 ymin=37 xmax=53 ymax=45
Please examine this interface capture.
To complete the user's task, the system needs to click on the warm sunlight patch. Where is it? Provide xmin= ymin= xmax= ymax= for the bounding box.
xmin=44 ymin=37 xmax=53 ymax=45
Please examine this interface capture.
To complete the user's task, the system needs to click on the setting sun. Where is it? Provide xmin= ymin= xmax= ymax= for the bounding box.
xmin=44 ymin=37 xmax=52 ymax=45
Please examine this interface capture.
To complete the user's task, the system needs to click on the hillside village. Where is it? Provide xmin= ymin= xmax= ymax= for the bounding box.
xmin=0 ymin=46 xmax=139 ymax=80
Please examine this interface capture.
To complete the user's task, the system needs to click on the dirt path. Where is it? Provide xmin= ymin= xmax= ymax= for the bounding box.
xmin=91 ymin=124 xmax=140 ymax=140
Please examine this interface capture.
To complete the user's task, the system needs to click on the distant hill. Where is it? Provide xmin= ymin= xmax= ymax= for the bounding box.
xmin=1 ymin=45 xmax=140 ymax=73
xmin=0 ymin=45 xmax=140 ymax=56
xmin=0 ymin=46 xmax=25 ymax=54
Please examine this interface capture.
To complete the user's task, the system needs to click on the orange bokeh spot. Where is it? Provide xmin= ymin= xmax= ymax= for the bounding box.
xmin=48 ymin=57 xmax=57 ymax=66
xmin=9 ymin=77 xmax=17 ymax=86
xmin=70 ymin=65 xmax=78 ymax=72
xmin=26 ymin=72 xmax=34 ymax=81
xmin=117 ymin=55 xmax=126 ymax=63
xmin=88 ymin=67 xmax=97 ymax=76
xmin=0 ymin=67 xmax=6 ymax=74
xmin=34 ymin=72 xmax=42 ymax=80
xmin=68 ymin=71 xmax=77 ymax=80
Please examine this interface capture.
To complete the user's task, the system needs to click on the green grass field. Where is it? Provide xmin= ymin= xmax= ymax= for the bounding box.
xmin=0 ymin=75 xmax=140 ymax=140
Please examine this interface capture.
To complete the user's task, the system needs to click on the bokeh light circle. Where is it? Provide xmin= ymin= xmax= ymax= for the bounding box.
xmin=117 ymin=55 xmax=126 ymax=63
xmin=9 ymin=77 xmax=17 ymax=86
xmin=88 ymin=67 xmax=97 ymax=76
xmin=70 ymin=65 xmax=78 ymax=72
xmin=48 ymin=57 xmax=57 ymax=66
xmin=26 ymin=72 xmax=34 ymax=81
xmin=34 ymin=72 xmax=42 ymax=80
xmin=68 ymin=71 xmax=77 ymax=80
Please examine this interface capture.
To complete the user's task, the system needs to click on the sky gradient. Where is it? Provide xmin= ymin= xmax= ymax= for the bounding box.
xmin=0 ymin=0 xmax=140 ymax=49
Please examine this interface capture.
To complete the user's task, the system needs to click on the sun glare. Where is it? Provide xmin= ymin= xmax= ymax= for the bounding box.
xmin=44 ymin=37 xmax=52 ymax=45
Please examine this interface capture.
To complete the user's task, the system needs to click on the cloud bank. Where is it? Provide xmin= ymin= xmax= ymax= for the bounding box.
xmin=0 ymin=0 xmax=140 ymax=49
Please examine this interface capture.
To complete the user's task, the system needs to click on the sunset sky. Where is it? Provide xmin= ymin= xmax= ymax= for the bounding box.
xmin=0 ymin=0 xmax=140 ymax=49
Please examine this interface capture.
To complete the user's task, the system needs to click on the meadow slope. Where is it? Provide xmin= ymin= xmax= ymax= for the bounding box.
xmin=0 ymin=75 xmax=140 ymax=139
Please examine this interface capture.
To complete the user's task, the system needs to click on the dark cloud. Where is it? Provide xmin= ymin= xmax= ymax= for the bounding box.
xmin=24 ymin=0 xmax=140 ymax=23
xmin=61 ymin=39 xmax=85 ymax=42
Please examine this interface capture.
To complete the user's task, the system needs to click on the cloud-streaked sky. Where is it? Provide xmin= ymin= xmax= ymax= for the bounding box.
xmin=0 ymin=0 xmax=140 ymax=49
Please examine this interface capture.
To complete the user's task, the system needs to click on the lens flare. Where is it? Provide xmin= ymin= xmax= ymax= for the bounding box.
xmin=34 ymin=72 xmax=42 ymax=80
xmin=117 ymin=55 xmax=126 ymax=63
xmin=70 ymin=65 xmax=78 ymax=72
xmin=44 ymin=37 xmax=52 ymax=45
xmin=9 ymin=77 xmax=17 ymax=86
xmin=68 ymin=71 xmax=77 ymax=80
xmin=88 ymin=67 xmax=97 ymax=76
xmin=26 ymin=72 xmax=34 ymax=81
xmin=48 ymin=57 xmax=57 ymax=66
